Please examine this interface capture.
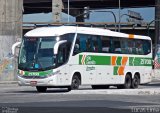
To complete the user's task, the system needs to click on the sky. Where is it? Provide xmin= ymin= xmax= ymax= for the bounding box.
xmin=23 ymin=7 xmax=155 ymax=23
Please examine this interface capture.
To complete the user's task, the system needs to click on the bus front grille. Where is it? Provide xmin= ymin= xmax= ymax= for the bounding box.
xmin=21 ymin=76 xmax=47 ymax=79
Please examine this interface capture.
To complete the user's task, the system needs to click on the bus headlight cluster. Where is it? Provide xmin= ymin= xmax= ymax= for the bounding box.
xmin=46 ymin=70 xmax=60 ymax=77
xmin=18 ymin=74 xmax=23 ymax=77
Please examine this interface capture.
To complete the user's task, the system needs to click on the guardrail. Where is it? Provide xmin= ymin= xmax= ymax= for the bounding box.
xmin=23 ymin=22 xmax=155 ymax=30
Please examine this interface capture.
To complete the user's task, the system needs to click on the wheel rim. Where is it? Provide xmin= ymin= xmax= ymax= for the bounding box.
xmin=72 ymin=77 xmax=79 ymax=89
xmin=126 ymin=76 xmax=131 ymax=88
xmin=133 ymin=76 xmax=139 ymax=88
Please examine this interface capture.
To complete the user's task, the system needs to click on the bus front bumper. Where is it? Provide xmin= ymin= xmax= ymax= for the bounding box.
xmin=17 ymin=75 xmax=57 ymax=86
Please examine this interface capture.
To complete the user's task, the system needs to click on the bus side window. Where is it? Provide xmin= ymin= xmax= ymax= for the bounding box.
xmin=114 ymin=40 xmax=121 ymax=54
xmin=143 ymin=40 xmax=151 ymax=55
xmin=135 ymin=40 xmax=144 ymax=55
xmin=86 ymin=38 xmax=93 ymax=52
xmin=101 ymin=36 xmax=110 ymax=53
xmin=92 ymin=35 xmax=101 ymax=52
xmin=110 ymin=37 xmax=121 ymax=54
xmin=132 ymin=41 xmax=137 ymax=54
xmin=121 ymin=39 xmax=128 ymax=54
xmin=97 ymin=36 xmax=102 ymax=52
xmin=128 ymin=40 xmax=133 ymax=54
xmin=73 ymin=34 xmax=86 ymax=55
xmin=73 ymin=38 xmax=80 ymax=55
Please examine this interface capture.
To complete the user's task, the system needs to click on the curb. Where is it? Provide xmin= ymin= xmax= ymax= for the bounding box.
xmin=68 ymin=88 xmax=160 ymax=95
xmin=0 ymin=81 xmax=18 ymax=84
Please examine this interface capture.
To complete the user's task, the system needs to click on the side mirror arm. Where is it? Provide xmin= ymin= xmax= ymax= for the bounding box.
xmin=54 ymin=40 xmax=67 ymax=54
xmin=12 ymin=42 xmax=21 ymax=55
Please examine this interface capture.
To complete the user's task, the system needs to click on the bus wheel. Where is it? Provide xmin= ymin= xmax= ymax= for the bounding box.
xmin=68 ymin=75 xmax=80 ymax=91
xmin=124 ymin=74 xmax=132 ymax=89
xmin=36 ymin=86 xmax=47 ymax=92
xmin=117 ymin=74 xmax=132 ymax=89
xmin=131 ymin=75 xmax=140 ymax=89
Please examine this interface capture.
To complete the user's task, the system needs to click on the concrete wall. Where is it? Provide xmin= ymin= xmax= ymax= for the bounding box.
xmin=0 ymin=0 xmax=23 ymax=81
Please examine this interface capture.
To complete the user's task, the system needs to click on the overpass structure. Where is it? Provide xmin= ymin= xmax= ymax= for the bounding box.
xmin=24 ymin=0 xmax=155 ymax=14
xmin=23 ymin=0 xmax=157 ymax=42
xmin=23 ymin=0 xmax=156 ymax=22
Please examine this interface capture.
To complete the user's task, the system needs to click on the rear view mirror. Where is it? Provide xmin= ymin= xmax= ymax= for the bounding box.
xmin=54 ymin=40 xmax=67 ymax=54
xmin=12 ymin=42 xmax=21 ymax=57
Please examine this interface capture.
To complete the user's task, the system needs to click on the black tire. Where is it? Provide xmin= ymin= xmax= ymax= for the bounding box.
xmin=91 ymin=85 xmax=98 ymax=89
xmin=36 ymin=86 xmax=47 ymax=92
xmin=117 ymin=85 xmax=124 ymax=89
xmin=131 ymin=75 xmax=140 ymax=89
xmin=68 ymin=75 xmax=80 ymax=91
xmin=91 ymin=85 xmax=109 ymax=89
xmin=117 ymin=74 xmax=132 ymax=89
xmin=124 ymin=74 xmax=132 ymax=89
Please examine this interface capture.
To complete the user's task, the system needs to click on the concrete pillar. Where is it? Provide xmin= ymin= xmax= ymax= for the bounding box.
xmin=52 ymin=0 xmax=63 ymax=22
xmin=0 ymin=0 xmax=23 ymax=81
xmin=155 ymin=0 xmax=160 ymax=48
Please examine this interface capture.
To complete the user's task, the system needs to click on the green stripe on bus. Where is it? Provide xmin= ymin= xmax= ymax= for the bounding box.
xmin=129 ymin=57 xmax=134 ymax=66
xmin=18 ymin=69 xmax=53 ymax=76
xmin=114 ymin=66 xmax=119 ymax=75
xmin=79 ymin=55 xmax=83 ymax=64
xmin=79 ymin=55 xmax=152 ymax=66
xmin=129 ymin=57 xmax=152 ymax=66
xmin=79 ymin=55 xmax=111 ymax=65
xmin=116 ymin=57 xmax=122 ymax=65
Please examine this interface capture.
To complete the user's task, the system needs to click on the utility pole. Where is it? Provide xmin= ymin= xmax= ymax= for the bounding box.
xmin=118 ymin=0 xmax=121 ymax=32
xmin=155 ymin=0 xmax=160 ymax=49
xmin=68 ymin=0 xmax=70 ymax=22
xmin=52 ymin=0 xmax=63 ymax=22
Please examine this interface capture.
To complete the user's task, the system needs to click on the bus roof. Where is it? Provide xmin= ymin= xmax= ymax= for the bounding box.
xmin=24 ymin=26 xmax=151 ymax=40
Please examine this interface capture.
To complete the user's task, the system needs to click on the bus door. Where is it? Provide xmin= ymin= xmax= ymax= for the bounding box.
xmin=57 ymin=43 xmax=70 ymax=85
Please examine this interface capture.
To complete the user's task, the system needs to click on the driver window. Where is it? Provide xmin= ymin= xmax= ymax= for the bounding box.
xmin=57 ymin=44 xmax=67 ymax=65
xmin=73 ymin=34 xmax=88 ymax=55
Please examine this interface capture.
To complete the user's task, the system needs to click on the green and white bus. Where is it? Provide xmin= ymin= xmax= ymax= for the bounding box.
xmin=12 ymin=26 xmax=152 ymax=92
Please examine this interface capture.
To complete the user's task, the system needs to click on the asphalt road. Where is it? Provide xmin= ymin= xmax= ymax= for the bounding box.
xmin=0 ymin=83 xmax=160 ymax=113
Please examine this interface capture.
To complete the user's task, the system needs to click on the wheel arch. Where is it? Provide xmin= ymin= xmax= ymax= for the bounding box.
xmin=123 ymin=72 xmax=132 ymax=84
xmin=125 ymin=72 xmax=132 ymax=78
xmin=71 ymin=71 xmax=82 ymax=85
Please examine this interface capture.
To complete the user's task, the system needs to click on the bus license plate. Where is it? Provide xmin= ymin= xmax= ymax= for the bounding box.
xmin=30 ymin=81 xmax=37 ymax=86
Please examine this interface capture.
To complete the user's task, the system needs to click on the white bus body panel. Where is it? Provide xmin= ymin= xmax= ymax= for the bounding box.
xmin=18 ymin=26 xmax=152 ymax=87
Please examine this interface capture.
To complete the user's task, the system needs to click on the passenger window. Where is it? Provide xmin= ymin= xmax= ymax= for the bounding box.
xmin=143 ymin=40 xmax=151 ymax=55
xmin=135 ymin=40 xmax=144 ymax=54
xmin=101 ymin=36 xmax=110 ymax=53
xmin=73 ymin=34 xmax=151 ymax=55
xmin=73 ymin=34 xmax=87 ymax=55
xmin=73 ymin=34 xmax=102 ymax=54
xmin=114 ymin=40 xmax=121 ymax=53
xmin=121 ymin=39 xmax=128 ymax=54
xmin=86 ymin=35 xmax=100 ymax=52
xmin=127 ymin=40 xmax=133 ymax=54
xmin=86 ymin=37 xmax=93 ymax=52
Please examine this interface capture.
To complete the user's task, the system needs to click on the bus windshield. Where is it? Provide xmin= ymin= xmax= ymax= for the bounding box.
xmin=18 ymin=34 xmax=74 ymax=71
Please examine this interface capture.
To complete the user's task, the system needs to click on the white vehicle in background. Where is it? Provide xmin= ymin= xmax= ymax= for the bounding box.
xmin=12 ymin=26 xmax=152 ymax=92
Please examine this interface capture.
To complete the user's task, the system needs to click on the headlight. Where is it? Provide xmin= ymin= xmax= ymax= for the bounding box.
xmin=47 ymin=70 xmax=60 ymax=77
